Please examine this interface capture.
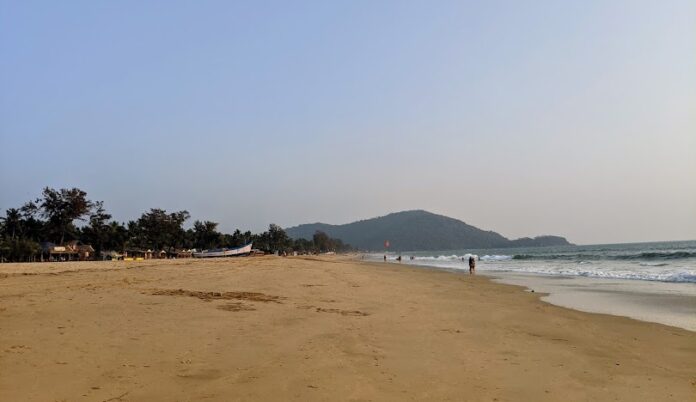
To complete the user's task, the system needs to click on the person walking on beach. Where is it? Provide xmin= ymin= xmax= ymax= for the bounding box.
xmin=468 ymin=255 xmax=476 ymax=275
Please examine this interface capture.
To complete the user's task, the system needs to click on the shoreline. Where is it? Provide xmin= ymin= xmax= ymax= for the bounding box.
xmin=486 ymin=271 xmax=696 ymax=332
xmin=1 ymin=257 xmax=695 ymax=401
xmin=376 ymin=258 xmax=696 ymax=333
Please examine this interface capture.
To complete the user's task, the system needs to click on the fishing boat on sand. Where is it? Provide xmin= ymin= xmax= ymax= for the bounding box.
xmin=192 ymin=243 xmax=253 ymax=258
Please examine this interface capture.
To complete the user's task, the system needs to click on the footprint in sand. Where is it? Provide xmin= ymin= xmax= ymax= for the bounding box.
xmin=217 ymin=302 xmax=255 ymax=312
xmin=315 ymin=307 xmax=369 ymax=316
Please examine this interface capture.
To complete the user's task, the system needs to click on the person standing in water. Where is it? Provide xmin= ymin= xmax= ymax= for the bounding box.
xmin=468 ymin=255 xmax=476 ymax=274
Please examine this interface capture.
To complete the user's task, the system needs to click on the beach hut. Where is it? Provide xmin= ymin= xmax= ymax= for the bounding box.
xmin=125 ymin=249 xmax=151 ymax=260
xmin=40 ymin=241 xmax=95 ymax=261
xmin=102 ymin=250 xmax=124 ymax=261
xmin=171 ymin=249 xmax=193 ymax=259
xmin=76 ymin=244 xmax=94 ymax=261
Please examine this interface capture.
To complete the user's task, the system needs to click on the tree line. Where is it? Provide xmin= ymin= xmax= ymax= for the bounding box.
xmin=0 ymin=187 xmax=353 ymax=262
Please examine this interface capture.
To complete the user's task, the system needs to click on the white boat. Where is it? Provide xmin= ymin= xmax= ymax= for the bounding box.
xmin=192 ymin=243 xmax=253 ymax=258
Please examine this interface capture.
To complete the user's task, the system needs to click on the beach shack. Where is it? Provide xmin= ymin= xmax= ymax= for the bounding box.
xmin=170 ymin=249 xmax=193 ymax=259
xmin=102 ymin=250 xmax=124 ymax=261
xmin=124 ymin=249 xmax=152 ymax=260
xmin=41 ymin=241 xmax=95 ymax=261
xmin=76 ymin=244 xmax=95 ymax=260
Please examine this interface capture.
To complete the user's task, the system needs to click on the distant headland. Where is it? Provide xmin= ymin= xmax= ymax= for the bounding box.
xmin=286 ymin=210 xmax=573 ymax=251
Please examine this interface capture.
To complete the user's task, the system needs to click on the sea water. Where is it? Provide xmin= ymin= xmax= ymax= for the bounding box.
xmin=368 ymin=241 xmax=696 ymax=331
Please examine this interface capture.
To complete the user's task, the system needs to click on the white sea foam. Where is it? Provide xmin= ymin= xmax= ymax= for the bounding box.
xmin=480 ymin=255 xmax=513 ymax=261
xmin=483 ymin=264 xmax=696 ymax=283
xmin=411 ymin=254 xmax=477 ymax=261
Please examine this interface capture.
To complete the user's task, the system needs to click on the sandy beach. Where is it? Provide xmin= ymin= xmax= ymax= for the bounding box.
xmin=1 ymin=256 xmax=694 ymax=401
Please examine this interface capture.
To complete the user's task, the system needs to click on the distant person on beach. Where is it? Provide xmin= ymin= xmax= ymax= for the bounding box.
xmin=397 ymin=255 xmax=402 ymax=262
xmin=384 ymin=255 xmax=387 ymax=262
xmin=468 ymin=255 xmax=476 ymax=274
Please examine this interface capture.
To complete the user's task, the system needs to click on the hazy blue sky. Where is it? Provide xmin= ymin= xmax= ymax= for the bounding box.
xmin=1 ymin=0 xmax=694 ymax=244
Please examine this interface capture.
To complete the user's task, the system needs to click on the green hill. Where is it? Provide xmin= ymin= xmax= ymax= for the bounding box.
xmin=285 ymin=210 xmax=572 ymax=251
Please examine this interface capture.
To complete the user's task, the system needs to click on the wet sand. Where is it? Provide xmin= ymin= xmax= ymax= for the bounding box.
xmin=1 ymin=256 xmax=695 ymax=401
xmin=487 ymin=272 xmax=696 ymax=331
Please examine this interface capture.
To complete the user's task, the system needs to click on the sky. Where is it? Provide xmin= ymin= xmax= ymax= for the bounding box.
xmin=1 ymin=0 xmax=695 ymax=245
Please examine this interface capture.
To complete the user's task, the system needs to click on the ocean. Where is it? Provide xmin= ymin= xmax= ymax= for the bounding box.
xmin=377 ymin=240 xmax=696 ymax=283
xmin=368 ymin=240 xmax=696 ymax=331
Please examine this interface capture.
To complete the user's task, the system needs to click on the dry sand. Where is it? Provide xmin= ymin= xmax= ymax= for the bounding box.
xmin=0 ymin=256 xmax=694 ymax=401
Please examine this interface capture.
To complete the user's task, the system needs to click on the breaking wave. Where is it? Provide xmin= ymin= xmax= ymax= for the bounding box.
xmin=408 ymin=254 xmax=513 ymax=261
xmin=512 ymin=251 xmax=696 ymax=261
xmin=480 ymin=255 xmax=513 ymax=261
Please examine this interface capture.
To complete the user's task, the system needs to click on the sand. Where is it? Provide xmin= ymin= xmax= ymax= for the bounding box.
xmin=0 ymin=256 xmax=694 ymax=401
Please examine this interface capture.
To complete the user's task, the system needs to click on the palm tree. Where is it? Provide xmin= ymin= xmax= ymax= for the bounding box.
xmin=1 ymin=208 xmax=22 ymax=240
